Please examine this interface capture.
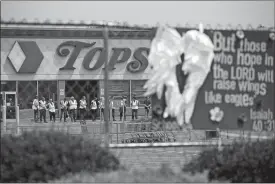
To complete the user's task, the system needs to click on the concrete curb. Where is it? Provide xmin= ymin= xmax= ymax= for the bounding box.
xmin=220 ymin=132 xmax=274 ymax=140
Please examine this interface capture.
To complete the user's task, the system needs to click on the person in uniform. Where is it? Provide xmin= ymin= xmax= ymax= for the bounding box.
xmin=94 ymin=97 xmax=100 ymax=120
xmin=90 ymin=97 xmax=98 ymax=121
xmin=48 ymin=99 xmax=56 ymax=123
xmin=144 ymin=96 xmax=151 ymax=118
xmin=32 ymin=95 xmax=39 ymax=122
xmin=6 ymin=98 xmax=15 ymax=119
xmin=39 ymin=97 xmax=47 ymax=123
xmin=60 ymin=98 xmax=68 ymax=122
xmin=99 ymin=97 xmax=105 ymax=120
xmin=119 ymin=96 xmax=127 ymax=121
xmin=79 ymin=96 xmax=87 ymax=123
xmin=69 ymin=96 xmax=77 ymax=122
xmin=131 ymin=96 xmax=139 ymax=120
xmin=109 ymin=96 xmax=116 ymax=121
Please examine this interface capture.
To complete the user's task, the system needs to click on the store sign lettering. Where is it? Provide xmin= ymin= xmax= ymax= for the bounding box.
xmin=56 ymin=41 xmax=150 ymax=73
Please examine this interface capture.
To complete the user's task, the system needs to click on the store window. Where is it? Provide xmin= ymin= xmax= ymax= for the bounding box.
xmin=108 ymin=80 xmax=130 ymax=106
xmin=38 ymin=81 xmax=58 ymax=103
xmin=18 ymin=81 xmax=37 ymax=109
xmin=1 ymin=81 xmax=16 ymax=92
xmin=131 ymin=80 xmax=147 ymax=105
xmin=65 ymin=80 xmax=99 ymax=108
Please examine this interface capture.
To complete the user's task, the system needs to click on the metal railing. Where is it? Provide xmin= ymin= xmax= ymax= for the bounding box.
xmin=2 ymin=105 xmax=274 ymax=144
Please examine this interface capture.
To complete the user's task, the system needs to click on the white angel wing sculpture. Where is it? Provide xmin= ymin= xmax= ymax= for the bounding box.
xmin=144 ymin=24 xmax=215 ymax=127
xmin=143 ymin=26 xmax=184 ymax=99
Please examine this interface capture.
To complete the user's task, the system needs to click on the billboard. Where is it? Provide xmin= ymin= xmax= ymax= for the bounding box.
xmin=191 ymin=30 xmax=274 ymax=132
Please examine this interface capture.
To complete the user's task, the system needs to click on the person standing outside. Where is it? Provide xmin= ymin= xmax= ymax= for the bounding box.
xmin=95 ymin=97 xmax=100 ymax=120
xmin=109 ymin=96 xmax=116 ymax=121
xmin=131 ymin=96 xmax=139 ymax=120
xmin=6 ymin=98 xmax=15 ymax=119
xmin=48 ymin=99 xmax=56 ymax=123
xmin=32 ymin=95 xmax=39 ymax=122
xmin=69 ymin=96 xmax=77 ymax=122
xmin=119 ymin=96 xmax=127 ymax=121
xmin=144 ymin=96 xmax=151 ymax=118
xmin=79 ymin=96 xmax=87 ymax=123
xmin=90 ymin=97 xmax=98 ymax=121
xmin=60 ymin=98 xmax=68 ymax=122
xmin=99 ymin=97 xmax=105 ymax=120
xmin=39 ymin=97 xmax=47 ymax=123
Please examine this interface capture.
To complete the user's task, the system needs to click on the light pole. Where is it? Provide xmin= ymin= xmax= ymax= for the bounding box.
xmin=103 ymin=27 xmax=110 ymax=149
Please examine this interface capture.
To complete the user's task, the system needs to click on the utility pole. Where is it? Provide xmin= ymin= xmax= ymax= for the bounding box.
xmin=103 ymin=27 xmax=110 ymax=149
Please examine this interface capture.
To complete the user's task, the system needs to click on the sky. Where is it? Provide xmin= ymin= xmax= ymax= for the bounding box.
xmin=1 ymin=1 xmax=274 ymax=28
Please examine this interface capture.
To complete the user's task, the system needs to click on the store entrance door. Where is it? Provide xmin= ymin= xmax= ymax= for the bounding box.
xmin=1 ymin=91 xmax=17 ymax=122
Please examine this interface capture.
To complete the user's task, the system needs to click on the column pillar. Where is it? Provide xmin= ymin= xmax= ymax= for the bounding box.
xmin=99 ymin=80 xmax=105 ymax=97
xmin=58 ymin=80 xmax=65 ymax=117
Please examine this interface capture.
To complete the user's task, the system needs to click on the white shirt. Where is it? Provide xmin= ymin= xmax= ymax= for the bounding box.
xmin=48 ymin=102 xmax=55 ymax=112
xmin=131 ymin=100 xmax=139 ymax=109
xmin=120 ymin=100 xmax=126 ymax=107
xmin=39 ymin=100 xmax=47 ymax=110
xmin=109 ymin=101 xmax=115 ymax=109
xmin=32 ymin=99 xmax=39 ymax=110
xmin=69 ymin=100 xmax=77 ymax=110
xmin=79 ymin=99 xmax=87 ymax=109
xmin=99 ymin=100 xmax=105 ymax=108
xmin=91 ymin=100 xmax=97 ymax=110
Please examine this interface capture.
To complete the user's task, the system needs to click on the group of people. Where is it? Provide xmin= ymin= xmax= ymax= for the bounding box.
xmin=32 ymin=95 xmax=93 ymax=123
xmin=32 ymin=96 xmax=57 ymax=123
xmin=101 ymin=96 xmax=151 ymax=121
xmin=32 ymin=95 xmax=152 ymax=123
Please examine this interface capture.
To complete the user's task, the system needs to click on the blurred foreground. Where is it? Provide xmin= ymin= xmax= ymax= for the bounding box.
xmin=1 ymin=130 xmax=274 ymax=183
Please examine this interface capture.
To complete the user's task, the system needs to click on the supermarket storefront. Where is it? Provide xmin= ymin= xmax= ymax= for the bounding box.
xmin=1 ymin=23 xmax=274 ymax=131
xmin=1 ymin=25 xmax=152 ymax=119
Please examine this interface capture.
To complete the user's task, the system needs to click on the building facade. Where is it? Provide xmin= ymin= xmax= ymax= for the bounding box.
xmin=1 ymin=22 xmax=156 ymax=119
xmin=2 ymin=22 xmax=274 ymax=131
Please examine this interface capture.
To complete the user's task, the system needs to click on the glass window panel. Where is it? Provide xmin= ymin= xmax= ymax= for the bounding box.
xmin=38 ymin=81 xmax=58 ymax=103
xmin=18 ymin=81 xmax=37 ymax=109
xmin=108 ymin=80 xmax=130 ymax=106
xmin=65 ymin=80 xmax=99 ymax=120
xmin=1 ymin=81 xmax=16 ymax=92
xmin=131 ymin=80 xmax=147 ymax=105
xmin=65 ymin=80 xmax=99 ymax=106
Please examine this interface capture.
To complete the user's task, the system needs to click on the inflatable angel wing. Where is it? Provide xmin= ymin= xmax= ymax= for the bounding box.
xmin=144 ymin=24 xmax=214 ymax=127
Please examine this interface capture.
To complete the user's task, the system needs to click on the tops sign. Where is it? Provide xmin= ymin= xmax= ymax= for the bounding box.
xmin=56 ymin=41 xmax=150 ymax=73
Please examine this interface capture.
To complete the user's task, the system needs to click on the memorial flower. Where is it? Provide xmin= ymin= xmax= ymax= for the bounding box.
xmin=209 ymin=107 xmax=224 ymax=123
xmin=236 ymin=30 xmax=245 ymax=39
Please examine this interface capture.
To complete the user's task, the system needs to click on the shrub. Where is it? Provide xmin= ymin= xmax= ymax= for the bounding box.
xmin=1 ymin=131 xmax=120 ymax=183
xmin=183 ymin=138 xmax=275 ymax=182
